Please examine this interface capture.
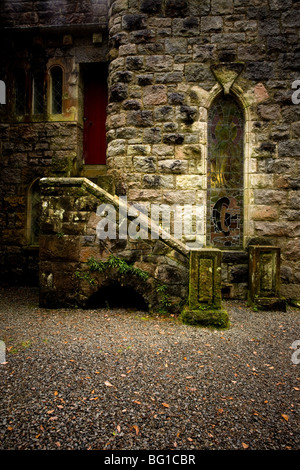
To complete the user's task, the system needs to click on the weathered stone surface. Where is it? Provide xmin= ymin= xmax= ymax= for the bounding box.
xmin=248 ymin=245 xmax=286 ymax=311
xmin=158 ymin=159 xmax=188 ymax=173
xmin=165 ymin=0 xmax=189 ymax=17
xmin=181 ymin=249 xmax=229 ymax=328
xmin=143 ymin=85 xmax=167 ymax=106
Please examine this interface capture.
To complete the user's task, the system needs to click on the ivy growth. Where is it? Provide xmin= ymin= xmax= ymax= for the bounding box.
xmin=156 ymin=283 xmax=172 ymax=314
xmin=86 ymin=255 xmax=150 ymax=281
xmin=75 ymin=255 xmax=173 ymax=315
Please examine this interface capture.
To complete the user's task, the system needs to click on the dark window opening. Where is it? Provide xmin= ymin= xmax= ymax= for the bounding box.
xmin=51 ymin=66 xmax=63 ymax=114
xmin=86 ymin=283 xmax=149 ymax=311
xmin=28 ymin=179 xmax=41 ymax=246
xmin=33 ymin=70 xmax=44 ymax=115
xmin=15 ymin=69 xmax=26 ymax=115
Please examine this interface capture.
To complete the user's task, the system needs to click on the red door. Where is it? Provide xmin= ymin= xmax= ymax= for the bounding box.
xmin=83 ymin=67 xmax=108 ymax=165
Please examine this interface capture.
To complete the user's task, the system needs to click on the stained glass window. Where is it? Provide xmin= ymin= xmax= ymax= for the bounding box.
xmin=15 ymin=69 xmax=26 ymax=115
xmin=51 ymin=66 xmax=63 ymax=114
xmin=33 ymin=71 xmax=44 ymax=114
xmin=207 ymin=94 xmax=244 ymax=248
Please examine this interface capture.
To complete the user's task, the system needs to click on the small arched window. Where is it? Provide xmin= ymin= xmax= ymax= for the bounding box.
xmin=50 ymin=66 xmax=63 ymax=114
xmin=32 ymin=70 xmax=45 ymax=115
xmin=15 ymin=69 xmax=26 ymax=115
xmin=27 ymin=179 xmax=41 ymax=246
xmin=207 ymin=93 xmax=244 ymax=249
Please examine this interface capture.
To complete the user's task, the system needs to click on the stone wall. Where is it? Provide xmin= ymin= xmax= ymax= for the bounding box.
xmin=0 ymin=0 xmax=109 ymax=285
xmin=106 ymin=0 xmax=300 ymax=300
xmin=0 ymin=0 xmax=108 ymax=27
xmin=0 ymin=121 xmax=81 ymax=284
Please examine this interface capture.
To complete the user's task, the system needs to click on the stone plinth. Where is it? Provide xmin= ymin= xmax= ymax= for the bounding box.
xmin=248 ymin=245 xmax=286 ymax=311
xmin=181 ymin=248 xmax=229 ymax=328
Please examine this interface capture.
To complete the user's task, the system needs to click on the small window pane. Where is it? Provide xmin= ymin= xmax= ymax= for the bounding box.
xmin=51 ymin=67 xmax=63 ymax=114
xmin=33 ymin=72 xmax=44 ymax=114
xmin=15 ymin=70 xmax=26 ymax=115
xmin=29 ymin=180 xmax=41 ymax=245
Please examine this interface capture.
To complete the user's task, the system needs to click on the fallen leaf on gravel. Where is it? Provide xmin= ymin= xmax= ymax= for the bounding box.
xmin=162 ymin=402 xmax=170 ymax=408
xmin=281 ymin=414 xmax=289 ymax=422
xmin=54 ymin=391 xmax=58 ymax=396
xmin=132 ymin=425 xmax=139 ymax=435
xmin=242 ymin=442 xmax=249 ymax=449
xmin=133 ymin=400 xmax=141 ymax=405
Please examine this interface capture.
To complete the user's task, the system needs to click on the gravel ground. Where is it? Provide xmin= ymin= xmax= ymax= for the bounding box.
xmin=0 ymin=286 xmax=299 ymax=451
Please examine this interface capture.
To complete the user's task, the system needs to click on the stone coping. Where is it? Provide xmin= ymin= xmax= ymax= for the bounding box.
xmin=40 ymin=177 xmax=190 ymax=258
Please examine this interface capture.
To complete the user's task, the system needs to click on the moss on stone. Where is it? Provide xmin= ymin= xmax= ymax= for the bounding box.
xmin=180 ymin=306 xmax=230 ymax=329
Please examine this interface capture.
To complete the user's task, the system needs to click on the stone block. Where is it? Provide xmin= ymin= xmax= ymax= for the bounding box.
xmin=146 ymin=55 xmax=173 ymax=72
xmin=158 ymin=159 xmax=188 ymax=173
xmin=165 ymin=0 xmax=188 ymax=17
xmin=248 ymin=245 xmax=286 ymax=311
xmin=180 ymin=249 xmax=229 ymax=328
xmin=211 ymin=0 xmax=233 ymax=14
xmin=201 ymin=16 xmax=223 ymax=33
xmin=143 ymin=85 xmax=167 ymax=106
xmin=141 ymin=0 xmax=163 ymax=14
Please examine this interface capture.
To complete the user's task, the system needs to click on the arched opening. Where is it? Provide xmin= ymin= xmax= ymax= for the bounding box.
xmin=207 ymin=92 xmax=244 ymax=249
xmin=86 ymin=282 xmax=149 ymax=311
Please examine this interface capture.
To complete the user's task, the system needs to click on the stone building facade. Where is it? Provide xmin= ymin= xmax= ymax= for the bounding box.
xmin=0 ymin=0 xmax=299 ymax=315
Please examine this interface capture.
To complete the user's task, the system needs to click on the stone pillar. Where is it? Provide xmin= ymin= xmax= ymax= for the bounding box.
xmin=181 ymin=248 xmax=229 ymax=328
xmin=248 ymin=245 xmax=286 ymax=311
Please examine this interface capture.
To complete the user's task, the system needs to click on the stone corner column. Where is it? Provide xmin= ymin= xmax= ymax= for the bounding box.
xmin=248 ymin=245 xmax=286 ymax=312
xmin=180 ymin=248 xmax=230 ymax=329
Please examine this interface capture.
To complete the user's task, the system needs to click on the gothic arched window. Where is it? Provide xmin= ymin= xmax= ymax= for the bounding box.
xmin=207 ymin=94 xmax=244 ymax=248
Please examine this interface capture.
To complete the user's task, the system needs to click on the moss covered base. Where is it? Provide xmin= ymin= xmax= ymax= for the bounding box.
xmin=249 ymin=297 xmax=286 ymax=312
xmin=180 ymin=306 xmax=230 ymax=329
